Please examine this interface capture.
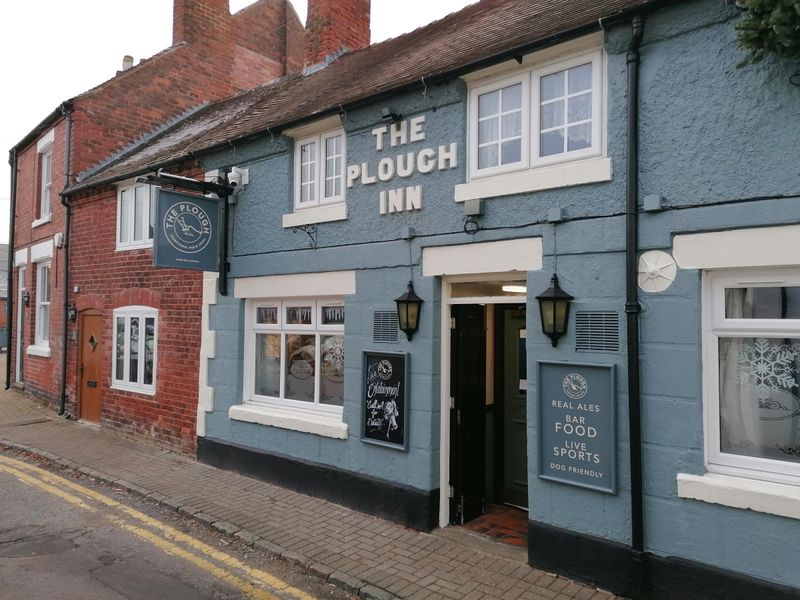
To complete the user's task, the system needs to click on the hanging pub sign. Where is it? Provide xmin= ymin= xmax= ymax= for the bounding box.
xmin=538 ymin=361 xmax=616 ymax=493
xmin=154 ymin=189 xmax=219 ymax=271
xmin=362 ymin=351 xmax=409 ymax=450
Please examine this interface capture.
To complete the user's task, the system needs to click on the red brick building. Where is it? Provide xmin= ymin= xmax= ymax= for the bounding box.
xmin=8 ymin=0 xmax=305 ymax=452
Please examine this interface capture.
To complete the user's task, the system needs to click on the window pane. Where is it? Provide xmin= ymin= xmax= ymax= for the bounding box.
xmin=567 ymin=123 xmax=592 ymax=151
xmin=321 ymin=305 xmax=345 ymax=326
xmin=501 ymin=83 xmax=522 ymax=111
xmin=725 ymin=287 xmax=800 ymax=319
xmin=116 ymin=318 xmax=125 ymax=380
xmin=567 ymin=93 xmax=592 ymax=123
xmin=501 ymin=112 xmax=521 ymax=138
xmin=120 ymin=190 xmax=131 ymax=243
xmin=40 ymin=305 xmax=49 ymax=341
xmin=541 ymin=101 xmax=564 ymax=130
xmin=285 ymin=334 xmax=315 ymax=402
xmin=129 ymin=317 xmax=139 ymax=383
xmin=501 ymin=140 xmax=521 ymax=164
xmin=719 ymin=337 xmax=800 ymax=463
xmin=478 ymin=117 xmax=499 ymax=145
xmin=144 ymin=317 xmax=155 ymax=386
xmin=148 ymin=189 xmax=156 ymax=240
xmin=256 ymin=306 xmax=278 ymax=325
xmin=134 ymin=185 xmax=147 ymax=241
xmin=478 ymin=89 xmax=499 ymax=117
xmin=568 ymin=63 xmax=592 ymax=94
xmin=541 ymin=70 xmax=565 ymax=102
xmin=286 ymin=306 xmax=312 ymax=325
xmin=40 ymin=267 xmax=50 ymax=303
xmin=254 ymin=333 xmax=281 ymax=397
xmin=320 ymin=335 xmax=344 ymax=406
xmin=541 ymin=130 xmax=565 ymax=157
xmin=478 ymin=145 xmax=499 ymax=169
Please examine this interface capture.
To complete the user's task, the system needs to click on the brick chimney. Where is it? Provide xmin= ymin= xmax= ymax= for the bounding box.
xmin=173 ymin=0 xmax=232 ymax=46
xmin=304 ymin=0 xmax=371 ymax=67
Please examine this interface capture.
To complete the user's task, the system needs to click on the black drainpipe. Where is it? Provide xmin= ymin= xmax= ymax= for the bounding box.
xmin=58 ymin=101 xmax=74 ymax=416
xmin=625 ymin=15 xmax=645 ymax=599
xmin=6 ymin=148 xmax=18 ymax=390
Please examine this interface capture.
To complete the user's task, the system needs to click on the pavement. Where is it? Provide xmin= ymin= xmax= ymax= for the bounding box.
xmin=0 ymin=383 xmax=620 ymax=600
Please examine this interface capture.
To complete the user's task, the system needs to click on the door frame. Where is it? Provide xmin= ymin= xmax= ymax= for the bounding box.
xmin=438 ymin=273 xmax=529 ymax=527
xmin=77 ymin=309 xmax=103 ymax=421
xmin=15 ymin=266 xmax=25 ymax=383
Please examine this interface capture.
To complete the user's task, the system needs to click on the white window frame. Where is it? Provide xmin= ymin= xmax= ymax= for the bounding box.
xmin=34 ymin=262 xmax=50 ymax=347
xmin=116 ymin=181 xmax=156 ymax=251
xmin=467 ymin=48 xmax=604 ymax=181
xmin=703 ymin=267 xmax=800 ymax=485
xmin=244 ymin=297 xmax=345 ymax=419
xmin=293 ymin=129 xmax=346 ymax=211
xmin=112 ymin=305 xmax=158 ymax=395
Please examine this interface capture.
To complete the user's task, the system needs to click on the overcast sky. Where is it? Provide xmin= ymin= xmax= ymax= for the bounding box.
xmin=0 ymin=0 xmax=475 ymax=244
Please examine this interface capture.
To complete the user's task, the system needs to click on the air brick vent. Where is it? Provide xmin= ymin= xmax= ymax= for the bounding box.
xmin=373 ymin=311 xmax=399 ymax=343
xmin=575 ymin=311 xmax=620 ymax=352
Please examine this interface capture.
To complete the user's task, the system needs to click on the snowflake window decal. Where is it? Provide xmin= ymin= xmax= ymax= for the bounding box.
xmin=737 ymin=337 xmax=800 ymax=403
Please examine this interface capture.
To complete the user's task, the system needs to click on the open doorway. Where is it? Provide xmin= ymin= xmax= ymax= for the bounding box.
xmin=447 ymin=279 xmax=529 ymax=548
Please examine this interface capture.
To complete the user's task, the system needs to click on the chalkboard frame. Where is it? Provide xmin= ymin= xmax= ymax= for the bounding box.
xmin=361 ymin=351 xmax=409 ymax=451
xmin=537 ymin=360 xmax=616 ymax=494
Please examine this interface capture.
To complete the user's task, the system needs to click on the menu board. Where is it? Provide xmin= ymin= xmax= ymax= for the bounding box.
xmin=362 ymin=352 xmax=408 ymax=450
xmin=538 ymin=361 xmax=616 ymax=493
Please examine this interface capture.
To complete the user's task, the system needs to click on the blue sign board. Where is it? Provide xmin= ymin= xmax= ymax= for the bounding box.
xmin=538 ymin=361 xmax=616 ymax=493
xmin=154 ymin=189 xmax=219 ymax=271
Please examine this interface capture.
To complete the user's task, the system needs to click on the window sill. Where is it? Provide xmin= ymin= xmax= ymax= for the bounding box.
xmin=116 ymin=241 xmax=153 ymax=252
xmin=26 ymin=345 xmax=50 ymax=358
xmin=282 ymin=203 xmax=347 ymax=228
xmin=455 ymin=156 xmax=612 ymax=202
xmin=230 ymin=403 xmax=348 ymax=439
xmin=110 ymin=383 xmax=156 ymax=397
xmin=677 ymin=472 xmax=800 ymax=521
xmin=31 ymin=216 xmax=51 ymax=229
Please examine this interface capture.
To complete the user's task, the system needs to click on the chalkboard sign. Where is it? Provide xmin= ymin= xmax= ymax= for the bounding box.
xmin=538 ymin=361 xmax=616 ymax=493
xmin=362 ymin=351 xmax=408 ymax=450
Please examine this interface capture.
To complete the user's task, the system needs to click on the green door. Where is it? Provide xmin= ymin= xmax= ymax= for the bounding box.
xmin=502 ymin=308 xmax=528 ymax=508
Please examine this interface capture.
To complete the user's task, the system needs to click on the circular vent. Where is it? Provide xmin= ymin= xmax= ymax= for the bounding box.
xmin=638 ymin=250 xmax=677 ymax=293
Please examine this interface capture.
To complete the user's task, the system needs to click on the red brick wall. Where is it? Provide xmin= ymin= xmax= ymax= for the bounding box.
xmin=64 ymin=163 xmax=205 ymax=453
xmin=9 ymin=117 xmax=68 ymax=407
xmin=70 ymin=0 xmax=303 ymax=176
xmin=305 ymin=0 xmax=371 ymax=66
xmin=11 ymin=0 xmax=303 ymax=439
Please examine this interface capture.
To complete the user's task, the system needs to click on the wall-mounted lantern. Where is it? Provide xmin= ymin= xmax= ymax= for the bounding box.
xmin=395 ymin=281 xmax=423 ymax=341
xmin=536 ymin=274 xmax=573 ymax=347
xmin=68 ymin=304 xmax=78 ymax=323
xmin=381 ymin=107 xmax=402 ymax=124
xmin=22 ymin=290 xmax=30 ymax=307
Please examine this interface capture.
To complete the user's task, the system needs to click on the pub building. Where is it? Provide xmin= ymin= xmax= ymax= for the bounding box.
xmin=67 ymin=1 xmax=800 ymax=598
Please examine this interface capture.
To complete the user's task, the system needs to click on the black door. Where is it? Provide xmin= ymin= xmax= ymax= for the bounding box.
xmin=450 ymin=304 xmax=486 ymax=524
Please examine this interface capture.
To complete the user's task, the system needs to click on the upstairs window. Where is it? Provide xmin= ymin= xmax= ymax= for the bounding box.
xmin=294 ymin=129 xmax=345 ymax=210
xmin=705 ymin=269 xmax=800 ymax=484
xmin=469 ymin=50 xmax=603 ymax=179
xmin=39 ymin=147 xmax=53 ymax=221
xmin=117 ymin=182 xmax=155 ymax=250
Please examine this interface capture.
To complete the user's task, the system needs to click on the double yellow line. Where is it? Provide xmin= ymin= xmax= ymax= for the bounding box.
xmin=0 ymin=454 xmax=316 ymax=600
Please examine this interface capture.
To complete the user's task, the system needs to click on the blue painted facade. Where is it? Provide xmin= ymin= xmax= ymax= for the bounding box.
xmin=201 ymin=0 xmax=800 ymax=593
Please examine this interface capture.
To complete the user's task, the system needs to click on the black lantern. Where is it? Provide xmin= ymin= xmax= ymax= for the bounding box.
xmin=536 ymin=274 xmax=573 ymax=347
xmin=68 ymin=304 xmax=78 ymax=323
xmin=395 ymin=281 xmax=423 ymax=341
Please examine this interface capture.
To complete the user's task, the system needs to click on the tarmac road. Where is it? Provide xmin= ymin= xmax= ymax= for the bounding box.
xmin=0 ymin=449 xmax=354 ymax=600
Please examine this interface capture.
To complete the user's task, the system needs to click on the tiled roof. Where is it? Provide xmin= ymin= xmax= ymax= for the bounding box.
xmin=72 ymin=0 xmax=651 ymax=190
